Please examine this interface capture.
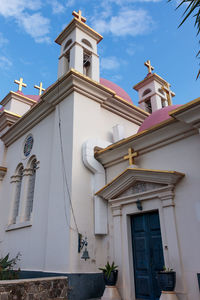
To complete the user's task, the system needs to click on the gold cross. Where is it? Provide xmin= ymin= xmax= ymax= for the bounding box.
xmin=34 ymin=82 xmax=45 ymax=96
xmin=124 ymin=148 xmax=138 ymax=166
xmin=161 ymin=83 xmax=174 ymax=106
xmin=144 ymin=60 xmax=154 ymax=74
xmin=14 ymin=77 xmax=27 ymax=92
xmin=72 ymin=10 xmax=86 ymax=23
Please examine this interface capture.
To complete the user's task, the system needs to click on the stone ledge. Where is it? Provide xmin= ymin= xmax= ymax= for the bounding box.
xmin=0 ymin=276 xmax=68 ymax=300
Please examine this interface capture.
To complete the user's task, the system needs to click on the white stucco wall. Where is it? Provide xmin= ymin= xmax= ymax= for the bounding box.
xmin=0 ymin=112 xmax=55 ymax=271
xmin=0 ymin=96 xmax=74 ymax=273
xmin=105 ymin=133 xmax=200 ymax=300
xmin=68 ymin=92 xmax=140 ymax=273
xmin=4 ymin=99 xmax=32 ymax=116
xmin=0 ymin=88 xmax=140 ymax=275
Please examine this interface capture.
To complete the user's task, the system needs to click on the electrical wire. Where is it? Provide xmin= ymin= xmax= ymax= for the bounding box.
xmin=58 ymin=103 xmax=79 ymax=235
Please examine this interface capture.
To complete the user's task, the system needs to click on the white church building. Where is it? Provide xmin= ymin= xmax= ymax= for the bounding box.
xmin=0 ymin=10 xmax=200 ymax=300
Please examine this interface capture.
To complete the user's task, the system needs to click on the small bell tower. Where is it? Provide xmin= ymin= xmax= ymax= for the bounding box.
xmin=133 ymin=60 xmax=175 ymax=113
xmin=55 ymin=10 xmax=103 ymax=82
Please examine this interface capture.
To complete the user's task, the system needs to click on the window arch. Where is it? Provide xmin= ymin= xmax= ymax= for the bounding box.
xmin=142 ymin=89 xmax=151 ymax=97
xmin=64 ymin=39 xmax=72 ymax=51
xmin=11 ymin=164 xmax=24 ymax=224
xmin=25 ymin=156 xmax=37 ymax=221
xmin=82 ymin=38 xmax=92 ymax=49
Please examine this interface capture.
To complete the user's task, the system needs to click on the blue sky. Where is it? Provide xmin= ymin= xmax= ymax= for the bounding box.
xmin=0 ymin=0 xmax=199 ymax=106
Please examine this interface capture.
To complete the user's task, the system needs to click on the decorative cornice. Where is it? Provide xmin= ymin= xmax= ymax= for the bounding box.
xmin=0 ymin=166 xmax=7 ymax=181
xmin=169 ymin=96 xmax=200 ymax=129
xmin=0 ymin=110 xmax=21 ymax=134
xmin=96 ymin=167 xmax=184 ymax=200
xmin=55 ymin=18 xmax=103 ymax=45
xmin=133 ymin=73 xmax=169 ymax=91
xmin=1 ymin=91 xmax=37 ymax=107
xmin=1 ymin=69 xmax=148 ymax=147
xmin=169 ymin=96 xmax=200 ymax=116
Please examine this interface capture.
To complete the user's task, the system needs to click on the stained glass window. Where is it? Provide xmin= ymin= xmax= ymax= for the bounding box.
xmin=24 ymin=135 xmax=33 ymax=157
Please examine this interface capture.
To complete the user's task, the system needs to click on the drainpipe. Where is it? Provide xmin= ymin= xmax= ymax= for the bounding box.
xmin=82 ymin=139 xmax=111 ymax=235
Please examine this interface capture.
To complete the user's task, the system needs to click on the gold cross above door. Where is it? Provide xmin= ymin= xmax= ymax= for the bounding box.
xmin=124 ymin=148 xmax=138 ymax=165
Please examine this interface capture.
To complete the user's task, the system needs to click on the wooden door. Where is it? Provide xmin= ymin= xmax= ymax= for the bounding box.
xmin=131 ymin=211 xmax=164 ymax=300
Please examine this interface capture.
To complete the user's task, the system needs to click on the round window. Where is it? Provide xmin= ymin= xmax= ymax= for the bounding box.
xmin=23 ymin=135 xmax=34 ymax=157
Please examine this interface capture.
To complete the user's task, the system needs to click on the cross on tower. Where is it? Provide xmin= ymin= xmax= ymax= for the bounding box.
xmin=72 ymin=10 xmax=86 ymax=23
xmin=161 ymin=83 xmax=174 ymax=106
xmin=144 ymin=60 xmax=154 ymax=74
xmin=34 ymin=82 xmax=45 ymax=96
xmin=124 ymin=148 xmax=138 ymax=166
xmin=14 ymin=77 xmax=27 ymax=92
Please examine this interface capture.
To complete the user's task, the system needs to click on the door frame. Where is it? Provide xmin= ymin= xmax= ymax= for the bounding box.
xmin=110 ymin=186 xmax=185 ymax=300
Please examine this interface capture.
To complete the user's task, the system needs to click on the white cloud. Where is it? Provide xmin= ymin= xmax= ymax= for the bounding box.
xmin=49 ymin=1 xmax=65 ymax=14
xmin=101 ymin=56 xmax=120 ymax=70
xmin=0 ymin=0 xmax=50 ymax=43
xmin=0 ymin=56 xmax=12 ymax=70
xmin=0 ymin=0 xmax=42 ymax=17
xmin=102 ymin=0 xmax=160 ymax=4
xmin=66 ymin=0 xmax=75 ymax=7
xmin=126 ymin=47 xmax=135 ymax=56
xmin=18 ymin=13 xmax=50 ymax=43
xmin=93 ymin=9 xmax=154 ymax=37
xmin=0 ymin=33 xmax=9 ymax=48
xmin=111 ymin=74 xmax=122 ymax=82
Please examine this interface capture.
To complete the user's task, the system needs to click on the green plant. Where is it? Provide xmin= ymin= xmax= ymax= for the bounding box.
xmin=162 ymin=266 xmax=174 ymax=272
xmin=0 ymin=253 xmax=21 ymax=280
xmin=99 ymin=261 xmax=118 ymax=279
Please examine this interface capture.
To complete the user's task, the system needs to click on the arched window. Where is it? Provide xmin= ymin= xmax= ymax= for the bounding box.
xmin=142 ymin=89 xmax=151 ymax=97
xmin=82 ymin=39 xmax=93 ymax=49
xmin=64 ymin=39 xmax=72 ymax=51
xmin=83 ymin=52 xmax=91 ymax=77
xmin=145 ymin=99 xmax=152 ymax=113
xmin=11 ymin=164 xmax=24 ymax=224
xmin=26 ymin=157 xmax=37 ymax=221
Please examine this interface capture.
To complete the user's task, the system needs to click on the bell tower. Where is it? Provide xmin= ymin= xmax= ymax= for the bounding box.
xmin=55 ymin=10 xmax=103 ymax=82
xmin=134 ymin=60 xmax=175 ymax=113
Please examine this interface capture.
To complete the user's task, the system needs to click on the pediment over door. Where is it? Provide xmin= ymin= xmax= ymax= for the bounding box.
xmin=119 ymin=181 xmax=165 ymax=198
xmin=95 ymin=167 xmax=185 ymax=200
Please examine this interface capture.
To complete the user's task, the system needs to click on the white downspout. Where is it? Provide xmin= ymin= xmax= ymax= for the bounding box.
xmin=82 ymin=138 xmax=111 ymax=235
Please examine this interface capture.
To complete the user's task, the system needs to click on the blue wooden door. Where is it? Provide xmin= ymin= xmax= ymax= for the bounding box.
xmin=131 ymin=211 xmax=164 ymax=300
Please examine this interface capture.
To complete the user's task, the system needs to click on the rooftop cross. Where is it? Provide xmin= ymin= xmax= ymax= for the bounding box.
xmin=34 ymin=82 xmax=45 ymax=96
xmin=72 ymin=10 xmax=86 ymax=23
xmin=144 ymin=60 xmax=154 ymax=74
xmin=124 ymin=148 xmax=138 ymax=166
xmin=14 ymin=77 xmax=27 ymax=92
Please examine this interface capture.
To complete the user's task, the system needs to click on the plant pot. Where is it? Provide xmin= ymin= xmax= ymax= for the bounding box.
xmin=157 ymin=271 xmax=176 ymax=291
xmin=103 ymin=270 xmax=118 ymax=286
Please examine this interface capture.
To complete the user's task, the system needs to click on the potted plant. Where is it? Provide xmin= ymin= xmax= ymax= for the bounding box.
xmin=99 ymin=262 xmax=118 ymax=286
xmin=157 ymin=267 xmax=176 ymax=292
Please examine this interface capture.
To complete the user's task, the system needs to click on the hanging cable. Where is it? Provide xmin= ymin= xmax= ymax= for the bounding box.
xmin=58 ymin=103 xmax=79 ymax=234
